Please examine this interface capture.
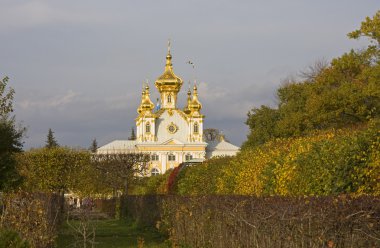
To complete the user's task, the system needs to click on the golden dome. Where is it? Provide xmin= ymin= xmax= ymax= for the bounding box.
xmin=137 ymin=85 xmax=154 ymax=114
xmin=155 ymin=50 xmax=183 ymax=93
xmin=188 ymin=85 xmax=202 ymax=112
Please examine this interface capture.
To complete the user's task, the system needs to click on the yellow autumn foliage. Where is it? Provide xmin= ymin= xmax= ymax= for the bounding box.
xmin=171 ymin=121 xmax=379 ymax=196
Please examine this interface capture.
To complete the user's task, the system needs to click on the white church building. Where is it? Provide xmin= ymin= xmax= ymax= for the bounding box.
xmin=97 ymin=46 xmax=239 ymax=175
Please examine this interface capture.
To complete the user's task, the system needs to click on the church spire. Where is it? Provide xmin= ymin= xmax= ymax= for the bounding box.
xmin=155 ymin=41 xmax=183 ymax=109
xmin=137 ymin=84 xmax=154 ymax=114
xmin=189 ymin=83 xmax=202 ymax=114
xmin=165 ymin=39 xmax=173 ymax=71
xmin=183 ymin=84 xmax=192 ymax=114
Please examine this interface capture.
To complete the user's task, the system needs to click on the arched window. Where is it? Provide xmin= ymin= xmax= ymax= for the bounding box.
xmin=151 ymin=168 xmax=160 ymax=176
xmin=185 ymin=154 xmax=193 ymax=161
xmin=146 ymin=122 xmax=151 ymax=133
xmin=168 ymin=153 xmax=176 ymax=161
xmin=167 ymin=94 xmax=172 ymax=103
xmin=151 ymin=154 xmax=159 ymax=161
xmin=194 ymin=123 xmax=199 ymax=134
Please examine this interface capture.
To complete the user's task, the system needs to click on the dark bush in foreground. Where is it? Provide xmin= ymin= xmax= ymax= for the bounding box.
xmin=124 ymin=195 xmax=380 ymax=248
xmin=0 ymin=191 xmax=63 ymax=248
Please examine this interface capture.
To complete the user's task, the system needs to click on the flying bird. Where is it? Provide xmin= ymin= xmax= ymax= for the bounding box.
xmin=187 ymin=61 xmax=195 ymax=69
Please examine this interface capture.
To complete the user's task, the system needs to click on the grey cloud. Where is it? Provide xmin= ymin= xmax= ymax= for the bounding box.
xmin=18 ymin=90 xmax=79 ymax=109
xmin=0 ymin=1 xmax=117 ymax=30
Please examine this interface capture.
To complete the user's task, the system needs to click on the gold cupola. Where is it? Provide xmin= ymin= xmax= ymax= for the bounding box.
xmin=189 ymin=84 xmax=202 ymax=113
xmin=155 ymin=42 xmax=183 ymax=109
xmin=137 ymin=85 xmax=154 ymax=114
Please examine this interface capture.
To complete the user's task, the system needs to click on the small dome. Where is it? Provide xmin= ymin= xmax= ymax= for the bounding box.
xmin=189 ymin=85 xmax=202 ymax=112
xmin=137 ymin=86 xmax=154 ymax=113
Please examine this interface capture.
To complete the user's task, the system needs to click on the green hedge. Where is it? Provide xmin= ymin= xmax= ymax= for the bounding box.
xmin=174 ymin=121 xmax=379 ymax=196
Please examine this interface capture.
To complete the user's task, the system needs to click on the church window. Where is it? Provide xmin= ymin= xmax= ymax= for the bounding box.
xmin=151 ymin=154 xmax=159 ymax=161
xmin=167 ymin=94 xmax=172 ymax=103
xmin=146 ymin=122 xmax=151 ymax=133
xmin=168 ymin=154 xmax=176 ymax=161
xmin=151 ymin=168 xmax=160 ymax=176
xmin=194 ymin=123 xmax=199 ymax=134
xmin=185 ymin=154 xmax=193 ymax=161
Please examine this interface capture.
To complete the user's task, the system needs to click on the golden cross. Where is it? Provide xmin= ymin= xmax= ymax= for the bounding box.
xmin=167 ymin=39 xmax=171 ymax=53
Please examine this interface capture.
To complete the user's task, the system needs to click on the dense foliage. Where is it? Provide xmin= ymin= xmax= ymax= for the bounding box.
xmin=16 ymin=148 xmax=150 ymax=196
xmin=1 ymin=192 xmax=63 ymax=248
xmin=166 ymin=121 xmax=379 ymax=196
xmin=130 ymin=169 xmax=172 ymax=195
xmin=0 ymin=76 xmax=25 ymax=191
xmin=17 ymin=147 xmax=94 ymax=194
xmin=124 ymin=195 xmax=380 ymax=248
xmin=93 ymin=153 xmax=150 ymax=195
xmin=0 ymin=228 xmax=30 ymax=248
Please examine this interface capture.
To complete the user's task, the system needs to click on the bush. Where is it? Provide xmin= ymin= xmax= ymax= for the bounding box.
xmin=130 ymin=169 xmax=173 ymax=195
xmin=0 ymin=228 xmax=30 ymax=248
xmin=175 ymin=156 xmax=234 ymax=195
xmin=1 ymin=191 xmax=63 ymax=248
xmin=124 ymin=195 xmax=380 ymax=248
xmin=172 ymin=121 xmax=380 ymax=196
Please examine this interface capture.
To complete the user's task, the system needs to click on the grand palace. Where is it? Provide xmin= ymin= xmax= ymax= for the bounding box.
xmin=97 ymin=45 xmax=239 ymax=175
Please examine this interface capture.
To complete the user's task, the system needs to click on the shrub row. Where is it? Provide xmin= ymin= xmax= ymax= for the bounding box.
xmin=122 ymin=195 xmax=162 ymax=226
xmin=124 ymin=195 xmax=380 ymax=248
xmin=0 ymin=191 xmax=63 ymax=248
xmin=174 ymin=121 xmax=380 ymax=196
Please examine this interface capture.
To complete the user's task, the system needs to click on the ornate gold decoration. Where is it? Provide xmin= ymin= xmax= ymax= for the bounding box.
xmin=189 ymin=85 xmax=202 ymax=114
xmin=167 ymin=122 xmax=178 ymax=134
xmin=153 ymin=108 xmax=165 ymax=117
xmin=137 ymin=85 xmax=154 ymax=114
xmin=155 ymin=51 xmax=183 ymax=93
xmin=168 ymin=109 xmax=174 ymax=116
xmin=154 ymin=45 xmax=183 ymax=110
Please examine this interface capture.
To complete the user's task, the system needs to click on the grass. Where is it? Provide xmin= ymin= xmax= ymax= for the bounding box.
xmin=56 ymin=218 xmax=171 ymax=248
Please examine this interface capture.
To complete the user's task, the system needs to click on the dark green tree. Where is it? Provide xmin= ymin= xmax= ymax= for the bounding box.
xmin=128 ymin=127 xmax=136 ymax=140
xmin=45 ymin=128 xmax=59 ymax=148
xmin=0 ymin=76 xmax=25 ymax=191
xmin=203 ymin=128 xmax=220 ymax=142
xmin=89 ymin=138 xmax=98 ymax=153
xmin=242 ymin=106 xmax=280 ymax=148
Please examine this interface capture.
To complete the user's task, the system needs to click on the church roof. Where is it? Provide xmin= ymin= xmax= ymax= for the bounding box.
xmin=206 ymin=140 xmax=240 ymax=152
xmin=98 ymin=138 xmax=207 ymax=152
xmin=97 ymin=140 xmax=137 ymax=153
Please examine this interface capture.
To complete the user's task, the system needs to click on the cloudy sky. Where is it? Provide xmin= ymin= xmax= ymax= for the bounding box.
xmin=0 ymin=1 xmax=378 ymax=149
